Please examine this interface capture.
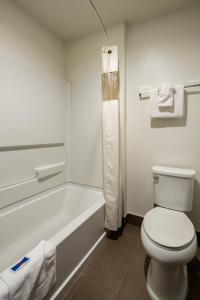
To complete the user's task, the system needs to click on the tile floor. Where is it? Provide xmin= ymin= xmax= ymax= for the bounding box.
xmin=61 ymin=224 xmax=200 ymax=300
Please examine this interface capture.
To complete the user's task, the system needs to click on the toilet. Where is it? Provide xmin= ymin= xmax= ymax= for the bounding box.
xmin=141 ymin=165 xmax=197 ymax=300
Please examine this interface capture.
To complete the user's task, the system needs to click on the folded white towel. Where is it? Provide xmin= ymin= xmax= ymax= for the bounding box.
xmin=0 ymin=240 xmax=56 ymax=300
xmin=150 ymin=84 xmax=184 ymax=118
xmin=0 ymin=279 xmax=9 ymax=300
xmin=157 ymin=82 xmax=175 ymax=107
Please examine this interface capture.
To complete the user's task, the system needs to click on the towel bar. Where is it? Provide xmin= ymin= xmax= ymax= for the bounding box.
xmin=138 ymin=83 xmax=200 ymax=99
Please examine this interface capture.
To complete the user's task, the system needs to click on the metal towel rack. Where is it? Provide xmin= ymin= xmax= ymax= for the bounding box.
xmin=138 ymin=83 xmax=200 ymax=99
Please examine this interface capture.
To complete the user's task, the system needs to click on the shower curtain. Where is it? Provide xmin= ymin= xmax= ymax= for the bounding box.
xmin=102 ymin=46 xmax=123 ymax=231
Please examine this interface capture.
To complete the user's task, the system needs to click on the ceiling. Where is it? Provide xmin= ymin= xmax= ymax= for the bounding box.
xmin=14 ymin=0 xmax=198 ymax=41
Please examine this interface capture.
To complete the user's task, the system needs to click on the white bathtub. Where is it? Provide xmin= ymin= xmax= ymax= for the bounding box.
xmin=0 ymin=183 xmax=105 ymax=299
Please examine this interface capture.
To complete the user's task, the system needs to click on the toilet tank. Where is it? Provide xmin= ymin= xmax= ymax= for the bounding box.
xmin=152 ymin=165 xmax=196 ymax=212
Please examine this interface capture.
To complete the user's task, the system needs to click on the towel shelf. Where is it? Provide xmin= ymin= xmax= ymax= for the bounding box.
xmin=138 ymin=83 xmax=200 ymax=99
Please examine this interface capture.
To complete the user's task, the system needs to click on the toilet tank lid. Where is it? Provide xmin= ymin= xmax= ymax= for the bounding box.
xmin=152 ymin=165 xmax=196 ymax=178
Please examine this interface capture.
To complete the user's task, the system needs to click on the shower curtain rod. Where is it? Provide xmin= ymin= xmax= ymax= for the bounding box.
xmin=88 ymin=0 xmax=112 ymax=53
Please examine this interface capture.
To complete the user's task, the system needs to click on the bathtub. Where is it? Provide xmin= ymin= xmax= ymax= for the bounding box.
xmin=0 ymin=183 xmax=105 ymax=299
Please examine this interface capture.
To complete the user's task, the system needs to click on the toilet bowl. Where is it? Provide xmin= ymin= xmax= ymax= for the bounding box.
xmin=141 ymin=165 xmax=197 ymax=300
xmin=141 ymin=207 xmax=197 ymax=300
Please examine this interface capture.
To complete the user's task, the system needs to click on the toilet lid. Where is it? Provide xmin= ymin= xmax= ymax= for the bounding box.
xmin=143 ymin=207 xmax=195 ymax=249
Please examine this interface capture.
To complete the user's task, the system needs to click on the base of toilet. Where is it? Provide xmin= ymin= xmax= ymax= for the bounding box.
xmin=146 ymin=259 xmax=188 ymax=300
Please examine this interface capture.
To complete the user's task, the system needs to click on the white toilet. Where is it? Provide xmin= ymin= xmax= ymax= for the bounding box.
xmin=141 ymin=165 xmax=197 ymax=300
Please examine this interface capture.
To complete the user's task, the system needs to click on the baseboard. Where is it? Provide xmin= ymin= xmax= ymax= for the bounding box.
xmin=196 ymin=232 xmax=200 ymax=247
xmin=126 ymin=213 xmax=143 ymax=227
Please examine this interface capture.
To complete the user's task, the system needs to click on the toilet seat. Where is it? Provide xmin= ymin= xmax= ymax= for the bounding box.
xmin=143 ymin=207 xmax=195 ymax=249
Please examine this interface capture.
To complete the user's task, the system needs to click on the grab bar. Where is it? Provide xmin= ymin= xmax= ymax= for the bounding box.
xmin=34 ymin=162 xmax=65 ymax=179
xmin=0 ymin=162 xmax=66 ymax=191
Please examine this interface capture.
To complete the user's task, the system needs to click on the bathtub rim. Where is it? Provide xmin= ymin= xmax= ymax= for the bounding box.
xmin=0 ymin=182 xmax=105 ymax=273
xmin=49 ymin=197 xmax=105 ymax=246
xmin=0 ymin=182 xmax=104 ymax=218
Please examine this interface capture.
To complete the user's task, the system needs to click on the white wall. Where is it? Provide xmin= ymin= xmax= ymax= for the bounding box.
xmin=126 ymin=4 xmax=200 ymax=230
xmin=65 ymin=23 xmax=126 ymax=189
xmin=0 ymin=0 xmax=70 ymax=207
xmin=0 ymin=0 xmax=65 ymax=79
xmin=2 ymin=0 xmax=199 ymax=230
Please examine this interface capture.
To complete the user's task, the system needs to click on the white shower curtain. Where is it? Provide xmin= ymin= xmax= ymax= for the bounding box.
xmin=102 ymin=46 xmax=122 ymax=231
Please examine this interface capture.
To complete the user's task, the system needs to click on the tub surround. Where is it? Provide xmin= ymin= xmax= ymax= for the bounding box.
xmin=0 ymin=0 xmax=70 ymax=211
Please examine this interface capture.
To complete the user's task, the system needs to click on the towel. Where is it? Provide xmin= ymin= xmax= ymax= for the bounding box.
xmin=0 ymin=280 xmax=8 ymax=300
xmin=0 ymin=240 xmax=56 ymax=300
xmin=157 ymin=82 xmax=175 ymax=107
xmin=150 ymin=84 xmax=184 ymax=118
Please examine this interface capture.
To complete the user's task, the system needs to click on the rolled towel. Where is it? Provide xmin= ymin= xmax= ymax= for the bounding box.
xmin=0 ymin=279 xmax=9 ymax=300
xmin=0 ymin=240 xmax=56 ymax=300
xmin=150 ymin=84 xmax=184 ymax=118
xmin=157 ymin=82 xmax=175 ymax=107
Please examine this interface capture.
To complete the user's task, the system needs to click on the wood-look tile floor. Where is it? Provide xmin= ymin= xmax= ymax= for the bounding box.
xmin=61 ymin=224 xmax=200 ymax=300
